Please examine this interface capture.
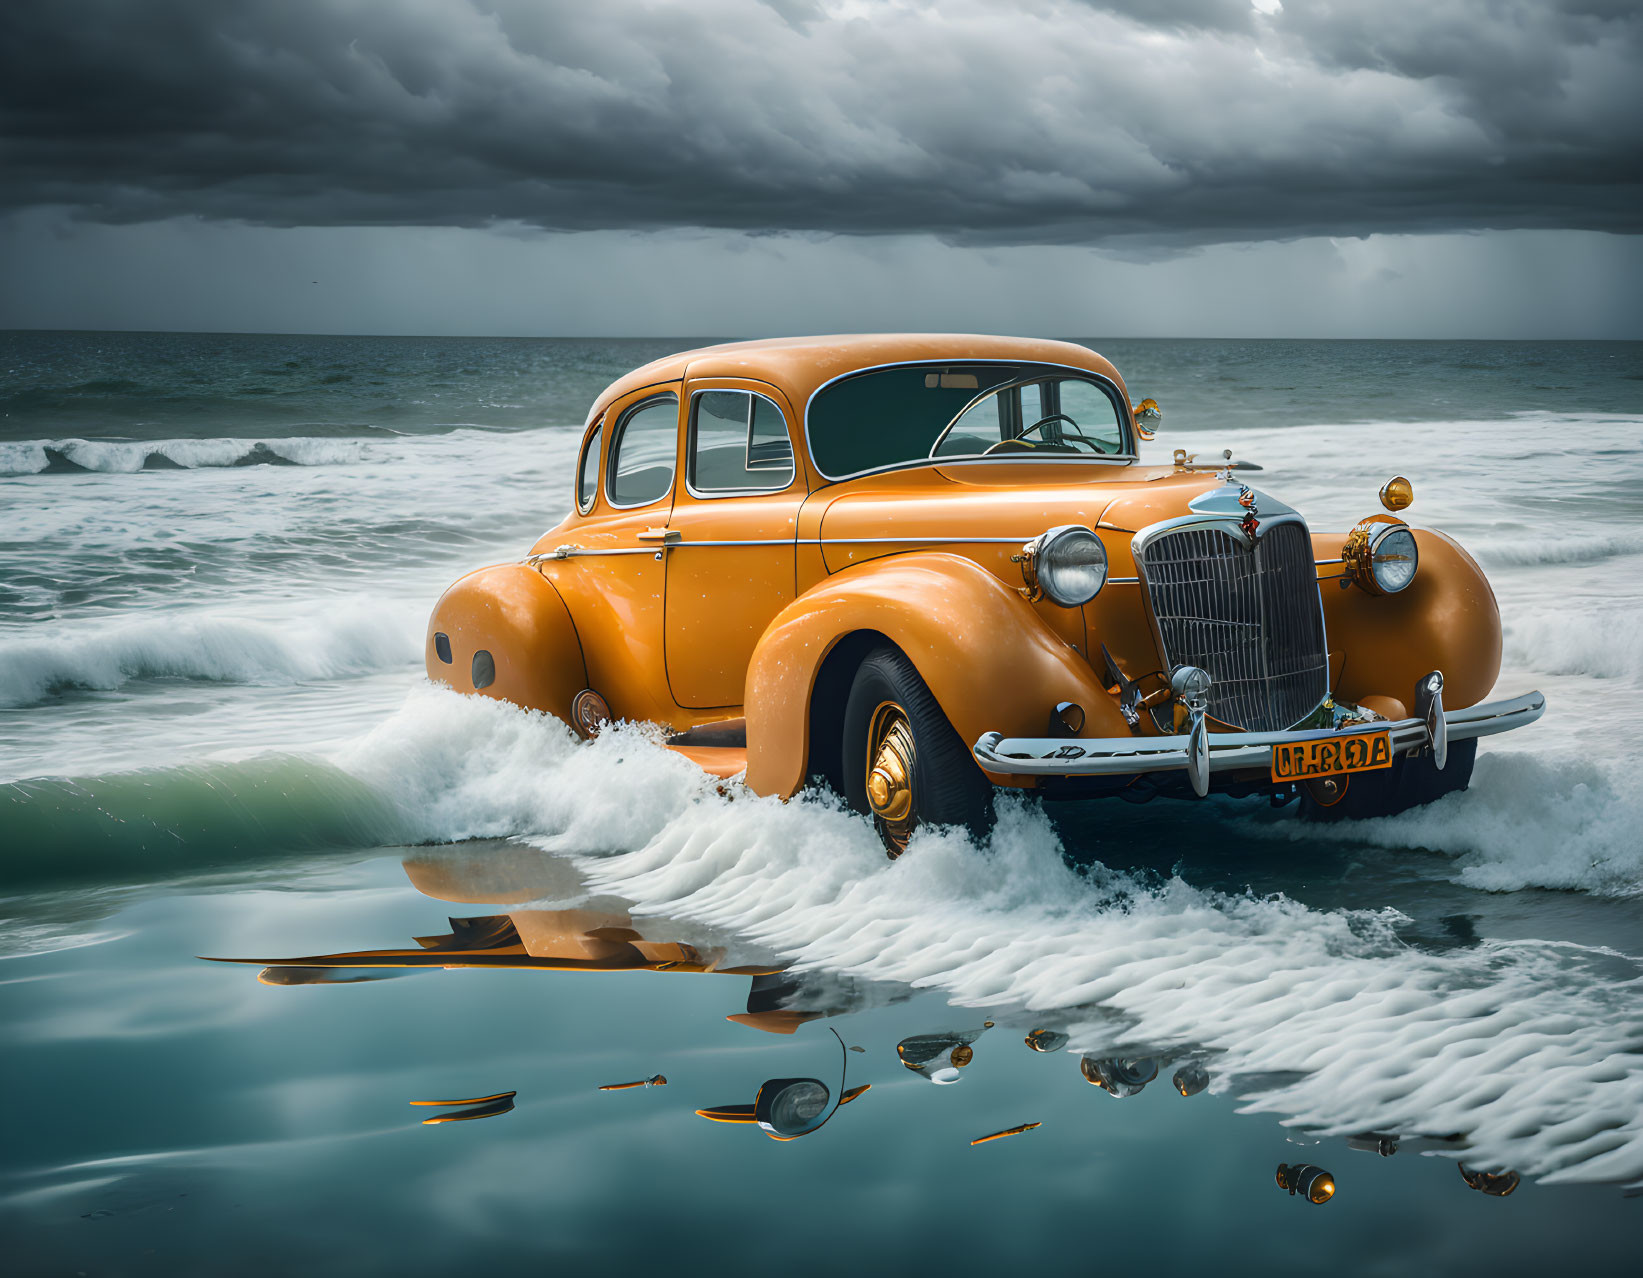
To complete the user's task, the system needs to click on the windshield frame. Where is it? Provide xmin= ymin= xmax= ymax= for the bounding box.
xmin=803 ymin=358 xmax=1136 ymax=483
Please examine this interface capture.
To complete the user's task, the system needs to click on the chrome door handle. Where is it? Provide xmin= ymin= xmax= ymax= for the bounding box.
xmin=637 ymin=527 xmax=682 ymax=544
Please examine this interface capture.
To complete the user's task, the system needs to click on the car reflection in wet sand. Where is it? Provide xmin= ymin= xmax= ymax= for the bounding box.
xmin=200 ymin=847 xmax=1526 ymax=1196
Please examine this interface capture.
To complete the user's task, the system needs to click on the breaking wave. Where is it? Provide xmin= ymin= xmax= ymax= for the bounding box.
xmin=1478 ymin=530 xmax=1643 ymax=569
xmin=1266 ymin=752 xmax=1643 ymax=897
xmin=2 ymin=756 xmax=404 ymax=885
xmin=0 ymin=436 xmax=372 ymax=476
xmin=0 ymin=602 xmax=419 ymax=709
xmin=1504 ymin=604 xmax=1643 ymax=683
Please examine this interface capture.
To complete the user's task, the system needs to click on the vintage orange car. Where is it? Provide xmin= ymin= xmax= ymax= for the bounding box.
xmin=426 ymin=335 xmax=1544 ymax=853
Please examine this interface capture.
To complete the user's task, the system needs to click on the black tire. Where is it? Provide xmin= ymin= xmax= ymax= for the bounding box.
xmin=841 ymin=645 xmax=994 ymax=855
xmin=1299 ymin=738 xmax=1477 ymax=822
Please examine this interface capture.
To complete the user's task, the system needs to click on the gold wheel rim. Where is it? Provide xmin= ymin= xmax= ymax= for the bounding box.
xmin=865 ymin=701 xmax=917 ymax=857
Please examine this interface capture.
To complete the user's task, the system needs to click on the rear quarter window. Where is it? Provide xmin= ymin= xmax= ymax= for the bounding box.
xmin=607 ymin=394 xmax=679 ymax=508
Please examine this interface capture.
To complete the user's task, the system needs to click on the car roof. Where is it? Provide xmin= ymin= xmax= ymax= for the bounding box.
xmin=589 ymin=334 xmax=1129 ymax=423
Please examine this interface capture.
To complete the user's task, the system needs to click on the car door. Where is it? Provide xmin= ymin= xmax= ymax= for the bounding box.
xmin=662 ymin=378 xmax=807 ymax=710
xmin=548 ymin=383 xmax=682 ymax=724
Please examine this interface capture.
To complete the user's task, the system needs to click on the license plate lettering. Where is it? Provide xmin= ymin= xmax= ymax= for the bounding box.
xmin=1271 ymin=731 xmax=1392 ymax=783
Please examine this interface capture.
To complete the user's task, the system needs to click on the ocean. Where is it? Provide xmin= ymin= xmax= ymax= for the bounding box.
xmin=2 ymin=331 xmax=1641 ymax=1274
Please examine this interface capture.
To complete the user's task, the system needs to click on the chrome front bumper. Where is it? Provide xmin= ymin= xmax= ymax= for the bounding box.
xmin=972 ymin=690 xmax=1545 ymax=782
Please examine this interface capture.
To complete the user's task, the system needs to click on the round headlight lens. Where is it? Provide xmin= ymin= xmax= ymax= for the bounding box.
xmin=1370 ymin=525 xmax=1419 ymax=594
xmin=1032 ymin=526 xmax=1108 ymax=606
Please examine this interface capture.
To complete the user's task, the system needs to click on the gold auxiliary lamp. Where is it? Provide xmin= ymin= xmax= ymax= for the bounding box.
xmin=1340 ymin=475 xmax=1419 ymax=595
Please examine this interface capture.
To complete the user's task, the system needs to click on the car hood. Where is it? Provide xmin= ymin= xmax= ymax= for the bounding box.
xmin=811 ymin=461 xmax=1241 ymax=575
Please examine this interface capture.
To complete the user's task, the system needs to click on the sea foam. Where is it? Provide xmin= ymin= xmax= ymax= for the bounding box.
xmin=0 ymin=436 xmax=371 ymax=476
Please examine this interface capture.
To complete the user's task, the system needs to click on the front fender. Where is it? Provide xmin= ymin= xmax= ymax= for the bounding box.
xmin=1319 ymin=528 xmax=1502 ymax=715
xmin=425 ymin=563 xmax=587 ymax=722
xmin=743 ymin=552 xmax=1118 ymax=798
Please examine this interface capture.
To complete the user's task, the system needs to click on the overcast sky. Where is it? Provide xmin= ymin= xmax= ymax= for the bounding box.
xmin=2 ymin=0 xmax=1639 ymax=337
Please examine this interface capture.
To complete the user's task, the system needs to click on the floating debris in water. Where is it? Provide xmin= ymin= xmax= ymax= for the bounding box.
xmin=849 ymin=1045 xmax=866 ymax=1053
xmin=971 ymin=1122 xmax=1041 ymax=1146
xmin=409 ymin=1091 xmax=517 ymax=1125
xmin=1459 ymin=1165 xmax=1521 ymax=1197
xmin=1276 ymin=1163 xmax=1336 ymax=1204
xmin=897 ymin=1023 xmax=992 ymax=1081
xmin=1080 ymin=1056 xmax=1159 ymax=1098
xmin=1172 ymin=1063 xmax=1210 ymax=1096
xmin=1024 ymin=1029 xmax=1068 ymax=1053
xmin=599 ymin=1074 xmax=667 ymax=1091
xmin=1346 ymin=1132 xmax=1400 ymax=1157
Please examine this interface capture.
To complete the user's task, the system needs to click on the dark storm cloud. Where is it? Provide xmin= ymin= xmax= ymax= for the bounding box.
xmin=1 ymin=0 xmax=1638 ymax=248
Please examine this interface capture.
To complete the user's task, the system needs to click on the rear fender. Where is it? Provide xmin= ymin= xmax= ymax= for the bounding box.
xmin=744 ymin=552 xmax=1117 ymax=798
xmin=425 ymin=563 xmax=587 ymax=722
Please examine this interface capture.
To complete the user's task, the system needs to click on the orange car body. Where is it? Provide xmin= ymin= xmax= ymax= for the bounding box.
xmin=426 ymin=334 xmax=1540 ymax=816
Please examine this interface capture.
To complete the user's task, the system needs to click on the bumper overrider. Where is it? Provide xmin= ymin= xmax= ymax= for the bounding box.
xmin=972 ymin=683 xmax=1545 ymax=795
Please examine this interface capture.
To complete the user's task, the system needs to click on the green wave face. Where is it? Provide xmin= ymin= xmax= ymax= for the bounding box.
xmin=1 ymin=756 xmax=408 ymax=888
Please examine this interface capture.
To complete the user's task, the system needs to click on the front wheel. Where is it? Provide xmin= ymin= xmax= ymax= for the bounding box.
xmin=841 ymin=646 xmax=993 ymax=857
xmin=1299 ymin=738 xmax=1477 ymax=822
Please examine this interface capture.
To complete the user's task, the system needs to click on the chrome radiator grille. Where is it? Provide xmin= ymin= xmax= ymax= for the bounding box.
xmin=1136 ymin=519 xmax=1329 ymax=732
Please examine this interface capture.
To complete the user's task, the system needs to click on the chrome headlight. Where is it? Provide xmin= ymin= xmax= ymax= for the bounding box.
xmin=1344 ymin=519 xmax=1419 ymax=595
xmin=1019 ymin=525 xmax=1107 ymax=606
xmin=1370 ymin=525 xmax=1419 ymax=593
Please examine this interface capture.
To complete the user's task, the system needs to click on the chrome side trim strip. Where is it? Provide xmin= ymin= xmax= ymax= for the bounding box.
xmin=678 ymin=539 xmax=794 ymax=548
xmin=972 ymin=690 xmax=1545 ymax=779
xmin=805 ymin=535 xmax=1038 ymax=545
xmin=531 ymin=531 xmax=1136 ymax=556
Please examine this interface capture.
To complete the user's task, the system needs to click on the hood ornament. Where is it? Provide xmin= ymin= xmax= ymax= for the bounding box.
xmin=1237 ymin=483 xmax=1260 ymax=538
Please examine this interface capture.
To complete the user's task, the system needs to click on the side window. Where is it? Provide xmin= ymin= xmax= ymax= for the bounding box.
xmin=689 ymin=391 xmax=796 ymax=493
xmin=1018 ymin=381 xmax=1046 ymax=427
xmin=577 ymin=420 xmax=602 ymax=513
xmin=607 ymin=394 xmax=678 ymax=507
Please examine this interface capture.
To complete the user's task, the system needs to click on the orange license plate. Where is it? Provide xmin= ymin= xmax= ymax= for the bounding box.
xmin=1271 ymin=731 xmax=1393 ymax=783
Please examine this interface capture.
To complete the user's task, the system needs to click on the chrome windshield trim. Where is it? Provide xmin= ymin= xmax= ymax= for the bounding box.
xmin=803 ymin=357 xmax=1137 ymax=483
xmin=973 ymin=690 xmax=1546 ymax=779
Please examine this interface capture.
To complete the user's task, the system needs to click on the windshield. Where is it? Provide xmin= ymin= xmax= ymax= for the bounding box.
xmin=807 ymin=362 xmax=1129 ymax=479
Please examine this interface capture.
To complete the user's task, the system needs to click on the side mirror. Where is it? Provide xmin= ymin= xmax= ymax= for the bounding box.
xmin=1133 ymin=397 xmax=1161 ymax=442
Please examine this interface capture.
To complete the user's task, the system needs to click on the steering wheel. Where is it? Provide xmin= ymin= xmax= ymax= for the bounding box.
xmin=982 ymin=414 xmax=1100 ymax=455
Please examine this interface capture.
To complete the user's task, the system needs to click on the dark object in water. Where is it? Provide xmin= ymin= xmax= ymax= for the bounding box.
xmin=696 ymin=1081 xmax=871 ymax=1140
xmin=1276 ymin=1163 xmax=1336 ymax=1204
xmin=257 ymin=965 xmax=414 ymax=985
xmin=698 ymin=1027 xmax=865 ymax=1141
xmin=409 ymin=1091 xmax=517 ymax=1126
xmin=1024 ymin=1029 xmax=1068 ymax=1053
xmin=1080 ymin=1056 xmax=1159 ymax=1098
xmin=1459 ymin=1165 xmax=1521 ymax=1197
xmin=897 ymin=1022 xmax=993 ymax=1079
xmin=599 ymin=1075 xmax=667 ymax=1091
xmin=1172 ymin=1062 xmax=1210 ymax=1096
xmin=1346 ymin=1132 xmax=1401 ymax=1157
xmin=971 ymin=1122 xmax=1041 ymax=1146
